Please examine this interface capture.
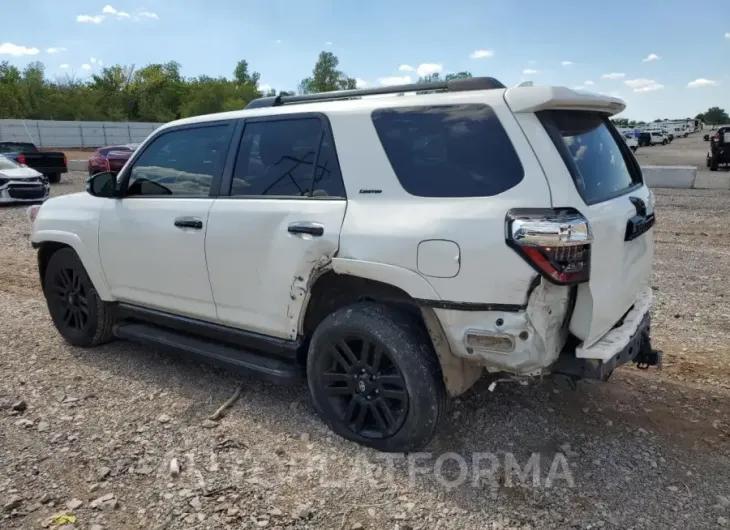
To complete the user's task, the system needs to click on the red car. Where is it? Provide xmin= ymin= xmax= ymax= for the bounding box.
xmin=87 ymin=144 xmax=139 ymax=176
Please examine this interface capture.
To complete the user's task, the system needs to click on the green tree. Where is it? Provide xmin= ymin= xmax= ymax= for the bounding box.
xmin=0 ymin=57 xmax=298 ymax=121
xmin=700 ymin=107 xmax=729 ymax=125
xmin=299 ymin=51 xmax=356 ymax=94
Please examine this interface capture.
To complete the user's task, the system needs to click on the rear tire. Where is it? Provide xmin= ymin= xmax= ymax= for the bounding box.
xmin=662 ymin=139 xmax=668 ymax=145
xmin=710 ymin=157 xmax=719 ymax=171
xmin=46 ymin=173 xmax=61 ymax=184
xmin=43 ymin=248 xmax=115 ymax=347
xmin=307 ymin=302 xmax=446 ymax=452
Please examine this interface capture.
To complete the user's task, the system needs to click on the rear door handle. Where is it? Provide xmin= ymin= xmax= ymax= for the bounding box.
xmin=174 ymin=216 xmax=203 ymax=230
xmin=288 ymin=222 xmax=324 ymax=237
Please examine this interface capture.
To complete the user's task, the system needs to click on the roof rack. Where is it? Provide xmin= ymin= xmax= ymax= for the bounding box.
xmin=245 ymin=76 xmax=506 ymax=109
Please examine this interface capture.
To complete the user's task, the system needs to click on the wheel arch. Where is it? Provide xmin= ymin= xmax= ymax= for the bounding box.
xmin=33 ymin=231 xmax=113 ymax=301
xmin=299 ymin=260 xmax=483 ymax=396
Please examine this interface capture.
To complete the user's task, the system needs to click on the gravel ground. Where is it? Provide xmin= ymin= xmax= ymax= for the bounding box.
xmin=1 ymin=168 xmax=729 ymax=530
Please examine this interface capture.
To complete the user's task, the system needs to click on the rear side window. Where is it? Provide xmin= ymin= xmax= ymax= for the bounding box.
xmin=538 ymin=110 xmax=641 ymax=204
xmin=371 ymin=104 xmax=524 ymax=198
xmin=231 ymin=117 xmax=346 ymax=198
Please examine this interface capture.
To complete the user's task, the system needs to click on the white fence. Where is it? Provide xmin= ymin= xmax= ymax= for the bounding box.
xmin=0 ymin=119 xmax=163 ymax=148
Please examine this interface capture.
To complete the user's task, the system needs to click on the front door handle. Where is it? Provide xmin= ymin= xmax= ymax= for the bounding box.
xmin=174 ymin=216 xmax=203 ymax=230
xmin=288 ymin=222 xmax=324 ymax=237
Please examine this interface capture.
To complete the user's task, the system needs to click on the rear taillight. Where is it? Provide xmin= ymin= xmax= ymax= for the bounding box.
xmin=505 ymin=208 xmax=592 ymax=285
xmin=17 ymin=154 xmax=26 ymax=165
xmin=63 ymin=154 xmax=67 ymax=166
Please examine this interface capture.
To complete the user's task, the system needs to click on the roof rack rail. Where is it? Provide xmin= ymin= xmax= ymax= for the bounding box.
xmin=245 ymin=76 xmax=506 ymax=109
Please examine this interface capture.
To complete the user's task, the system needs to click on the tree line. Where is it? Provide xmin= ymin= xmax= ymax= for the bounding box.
xmin=0 ymin=51 xmax=473 ymax=123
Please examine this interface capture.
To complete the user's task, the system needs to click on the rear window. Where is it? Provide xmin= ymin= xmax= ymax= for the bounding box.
xmin=538 ymin=110 xmax=641 ymax=204
xmin=371 ymin=104 xmax=524 ymax=198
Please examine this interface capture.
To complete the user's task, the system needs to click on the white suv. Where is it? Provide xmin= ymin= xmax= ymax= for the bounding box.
xmin=29 ymin=77 xmax=660 ymax=452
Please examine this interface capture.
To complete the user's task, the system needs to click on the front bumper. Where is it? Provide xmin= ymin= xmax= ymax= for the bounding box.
xmin=0 ymin=182 xmax=50 ymax=204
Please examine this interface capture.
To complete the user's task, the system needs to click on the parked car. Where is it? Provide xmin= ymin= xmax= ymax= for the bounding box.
xmin=87 ymin=144 xmax=139 ymax=176
xmin=29 ymin=78 xmax=660 ymax=452
xmin=637 ymin=132 xmax=652 ymax=147
xmin=0 ymin=142 xmax=67 ymax=183
xmin=706 ymin=125 xmax=730 ymax=171
xmin=623 ymin=134 xmax=639 ymax=152
xmin=0 ymin=155 xmax=50 ymax=204
xmin=642 ymin=130 xmax=668 ymax=146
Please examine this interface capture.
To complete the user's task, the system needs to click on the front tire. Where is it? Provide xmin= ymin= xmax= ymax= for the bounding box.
xmin=710 ymin=157 xmax=719 ymax=171
xmin=662 ymin=139 xmax=668 ymax=145
xmin=307 ymin=302 xmax=446 ymax=452
xmin=43 ymin=248 xmax=115 ymax=347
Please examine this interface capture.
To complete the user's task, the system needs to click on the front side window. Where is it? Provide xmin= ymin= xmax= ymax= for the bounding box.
xmin=230 ymin=118 xmax=345 ymax=198
xmin=126 ymin=125 xmax=230 ymax=197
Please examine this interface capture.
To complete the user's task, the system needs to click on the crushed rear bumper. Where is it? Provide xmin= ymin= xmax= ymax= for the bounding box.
xmin=551 ymin=287 xmax=661 ymax=380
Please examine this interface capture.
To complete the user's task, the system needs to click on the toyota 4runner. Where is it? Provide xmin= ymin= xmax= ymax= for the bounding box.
xmin=29 ymin=77 xmax=660 ymax=452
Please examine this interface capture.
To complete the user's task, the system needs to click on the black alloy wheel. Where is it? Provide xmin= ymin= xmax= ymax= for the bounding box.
xmin=318 ymin=336 xmax=409 ymax=439
xmin=50 ymin=265 xmax=90 ymax=332
xmin=43 ymin=247 xmax=115 ymax=347
xmin=307 ymin=303 xmax=446 ymax=452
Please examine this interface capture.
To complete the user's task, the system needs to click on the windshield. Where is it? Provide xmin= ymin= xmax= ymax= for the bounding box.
xmin=0 ymin=156 xmax=20 ymax=170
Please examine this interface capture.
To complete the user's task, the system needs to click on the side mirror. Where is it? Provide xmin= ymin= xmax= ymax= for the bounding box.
xmin=86 ymin=172 xmax=117 ymax=198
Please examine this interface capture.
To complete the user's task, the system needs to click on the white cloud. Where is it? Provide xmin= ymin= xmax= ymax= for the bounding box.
xmin=561 ymin=61 xmax=574 ymax=66
xmin=355 ymin=78 xmax=367 ymax=88
xmin=470 ymin=49 xmax=494 ymax=59
xmin=584 ymin=80 xmax=595 ymax=85
xmin=60 ymin=64 xmax=69 ymax=69
xmin=379 ymin=75 xmax=412 ymax=86
xmin=0 ymin=42 xmax=40 ymax=56
xmin=573 ymin=85 xmax=585 ymax=90
xmin=258 ymin=84 xmax=272 ymax=93
xmin=523 ymin=68 xmax=539 ymax=74
xmin=398 ymin=64 xmax=414 ymax=72
xmin=325 ymin=41 xmax=332 ymax=46
xmin=103 ymin=5 xmax=130 ymax=18
xmin=90 ymin=57 xmax=98 ymax=64
xmin=275 ymin=39 xmax=282 ymax=44
xmin=725 ymin=32 xmax=730 ymax=39
xmin=81 ymin=64 xmax=92 ymax=71
xmin=77 ymin=14 xmax=105 ymax=23
xmin=416 ymin=63 xmax=442 ymax=77
xmin=601 ymin=72 xmax=626 ymax=79
xmin=80 ymin=7 xmax=154 ymax=23
xmin=624 ymin=78 xmax=664 ymax=92
xmin=642 ymin=53 xmax=660 ymax=62
xmin=46 ymin=47 xmax=68 ymax=54
xmin=527 ymin=60 xmax=536 ymax=64
xmin=687 ymin=78 xmax=718 ymax=88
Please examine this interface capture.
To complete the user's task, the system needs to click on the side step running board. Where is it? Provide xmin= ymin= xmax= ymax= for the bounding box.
xmin=113 ymin=322 xmax=302 ymax=385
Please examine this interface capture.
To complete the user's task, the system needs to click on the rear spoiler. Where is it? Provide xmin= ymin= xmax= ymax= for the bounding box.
xmin=504 ymin=86 xmax=626 ymax=116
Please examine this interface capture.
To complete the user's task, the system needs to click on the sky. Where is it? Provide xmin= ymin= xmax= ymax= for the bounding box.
xmin=1 ymin=0 xmax=729 ymax=121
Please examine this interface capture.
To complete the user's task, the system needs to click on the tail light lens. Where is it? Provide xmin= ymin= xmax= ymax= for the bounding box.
xmin=505 ymin=208 xmax=592 ymax=285
xmin=63 ymin=154 xmax=68 ymax=166
xmin=17 ymin=154 xmax=26 ymax=165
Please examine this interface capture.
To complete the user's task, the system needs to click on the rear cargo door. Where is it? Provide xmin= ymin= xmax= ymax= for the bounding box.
xmin=515 ymin=107 xmax=654 ymax=347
